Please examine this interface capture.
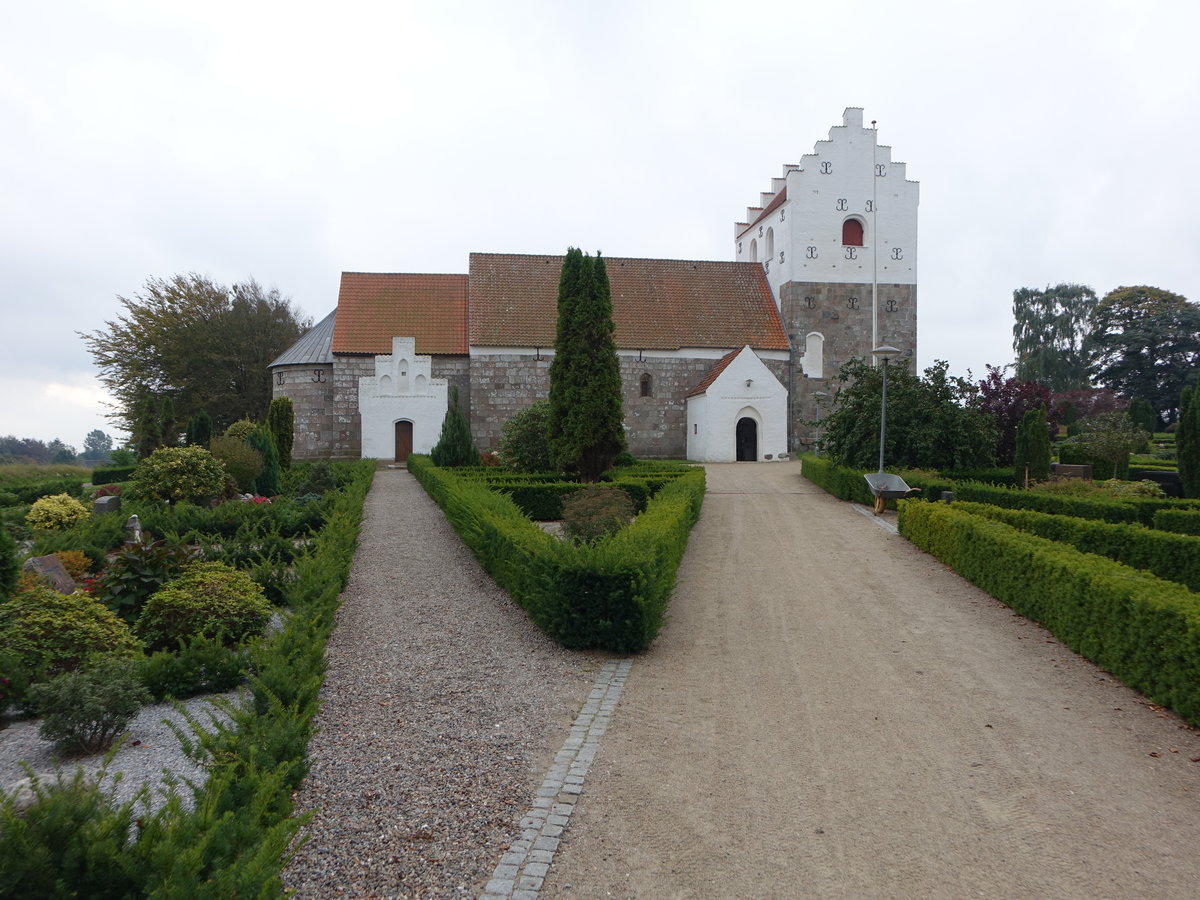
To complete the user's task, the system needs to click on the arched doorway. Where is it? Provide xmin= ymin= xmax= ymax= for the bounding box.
xmin=394 ymin=420 xmax=413 ymax=462
xmin=735 ymin=417 xmax=758 ymax=461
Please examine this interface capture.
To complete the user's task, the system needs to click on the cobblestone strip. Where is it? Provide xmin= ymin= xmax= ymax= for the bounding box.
xmin=480 ymin=658 xmax=633 ymax=900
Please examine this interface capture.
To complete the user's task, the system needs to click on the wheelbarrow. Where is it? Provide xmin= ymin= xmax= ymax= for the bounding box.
xmin=863 ymin=472 xmax=922 ymax=515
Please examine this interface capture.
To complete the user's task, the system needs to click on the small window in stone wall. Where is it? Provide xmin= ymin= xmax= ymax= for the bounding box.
xmin=640 ymin=373 xmax=652 ymax=397
xmin=766 ymin=227 xmax=774 ymax=259
xmin=750 ymin=239 xmax=758 ymax=263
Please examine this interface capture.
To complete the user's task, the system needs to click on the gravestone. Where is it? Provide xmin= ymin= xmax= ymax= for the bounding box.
xmin=124 ymin=514 xmax=143 ymax=545
xmin=22 ymin=555 xmax=77 ymax=594
xmin=1051 ymin=463 xmax=1093 ymax=480
xmin=94 ymin=495 xmax=121 ymax=515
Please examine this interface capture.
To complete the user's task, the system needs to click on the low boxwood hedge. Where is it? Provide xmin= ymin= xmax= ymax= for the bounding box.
xmin=1154 ymin=508 xmax=1200 ymax=536
xmin=897 ymin=500 xmax=1200 ymax=726
xmin=409 ymin=455 xmax=704 ymax=652
xmin=953 ymin=500 xmax=1200 ymax=592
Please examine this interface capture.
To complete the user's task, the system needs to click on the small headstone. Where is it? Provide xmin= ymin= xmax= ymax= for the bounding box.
xmin=94 ymin=495 xmax=121 ymax=515
xmin=22 ymin=555 xmax=77 ymax=594
xmin=124 ymin=514 xmax=143 ymax=545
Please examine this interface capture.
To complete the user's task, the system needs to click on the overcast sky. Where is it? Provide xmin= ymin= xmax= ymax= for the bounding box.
xmin=3 ymin=0 xmax=1197 ymax=449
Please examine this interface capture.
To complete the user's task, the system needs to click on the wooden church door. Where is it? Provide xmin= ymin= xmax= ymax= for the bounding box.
xmin=394 ymin=421 xmax=413 ymax=462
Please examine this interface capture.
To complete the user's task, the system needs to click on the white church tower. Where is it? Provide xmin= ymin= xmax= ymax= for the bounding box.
xmin=735 ymin=107 xmax=919 ymax=451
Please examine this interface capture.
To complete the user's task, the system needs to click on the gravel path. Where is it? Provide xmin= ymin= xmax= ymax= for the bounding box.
xmin=541 ymin=461 xmax=1200 ymax=899
xmin=283 ymin=468 xmax=603 ymax=899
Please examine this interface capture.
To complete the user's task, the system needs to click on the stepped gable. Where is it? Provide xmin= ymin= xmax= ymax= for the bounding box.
xmin=468 ymin=253 xmax=788 ymax=352
xmin=332 ymin=272 xmax=468 ymax=356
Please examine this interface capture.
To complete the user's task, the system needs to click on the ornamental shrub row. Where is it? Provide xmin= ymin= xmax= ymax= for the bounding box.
xmin=897 ymin=501 xmax=1200 ymax=726
xmin=0 ymin=458 xmax=376 ymax=896
xmin=952 ymin=501 xmax=1200 ymax=592
xmin=91 ymin=465 xmax=137 ymax=486
xmin=408 ymin=455 xmax=704 ymax=652
xmin=801 ymin=454 xmax=1200 ymax=526
xmin=1153 ymin=508 xmax=1200 ymax=536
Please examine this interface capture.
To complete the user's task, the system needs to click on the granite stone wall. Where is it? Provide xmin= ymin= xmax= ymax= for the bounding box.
xmin=780 ymin=280 xmax=917 ymax=452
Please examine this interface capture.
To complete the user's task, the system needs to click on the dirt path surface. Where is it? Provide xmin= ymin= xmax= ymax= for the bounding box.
xmin=541 ymin=461 xmax=1200 ymax=899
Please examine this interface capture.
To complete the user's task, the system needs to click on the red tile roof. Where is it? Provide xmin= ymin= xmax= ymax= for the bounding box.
xmin=687 ymin=347 xmax=743 ymax=397
xmin=331 ymin=272 xmax=468 ymax=355
xmin=467 ymin=253 xmax=788 ymax=352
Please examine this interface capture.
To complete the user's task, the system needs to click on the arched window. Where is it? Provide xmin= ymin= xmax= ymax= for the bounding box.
xmin=802 ymin=332 xmax=825 ymax=379
xmin=765 ymin=227 xmax=774 ymax=259
xmin=640 ymin=373 xmax=652 ymax=398
xmin=842 ymin=218 xmax=864 ymax=246
xmin=749 ymin=239 xmax=758 ymax=262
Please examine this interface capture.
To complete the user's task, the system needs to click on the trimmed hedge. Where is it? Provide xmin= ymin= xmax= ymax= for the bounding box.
xmin=91 ymin=466 xmax=137 ymax=486
xmin=409 ymin=455 xmax=704 ymax=652
xmin=897 ymin=501 xmax=1200 ymax=726
xmin=953 ymin=501 xmax=1200 ymax=592
xmin=801 ymin=454 xmax=1200 ymax=526
xmin=1154 ymin=508 xmax=1200 ymax=536
xmin=1 ymin=476 xmax=87 ymax=504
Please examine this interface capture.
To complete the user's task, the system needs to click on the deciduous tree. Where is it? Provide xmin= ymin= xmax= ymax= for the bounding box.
xmin=81 ymin=274 xmax=309 ymax=436
xmin=1012 ymin=283 xmax=1096 ymax=391
xmin=1084 ymin=285 xmax=1200 ymax=423
xmin=820 ymin=358 xmax=995 ymax=472
xmin=977 ymin=366 xmax=1057 ymax=466
xmin=548 ymin=249 xmax=626 ymax=481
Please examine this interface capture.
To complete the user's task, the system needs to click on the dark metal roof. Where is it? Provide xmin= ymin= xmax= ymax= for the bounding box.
xmin=270 ymin=309 xmax=337 ymax=367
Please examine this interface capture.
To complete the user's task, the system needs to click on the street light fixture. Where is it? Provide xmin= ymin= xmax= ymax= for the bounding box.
xmin=871 ymin=345 xmax=900 ymax=473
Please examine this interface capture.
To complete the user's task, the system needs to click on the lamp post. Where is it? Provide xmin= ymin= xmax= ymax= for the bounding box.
xmin=871 ymin=345 xmax=900 ymax=473
xmin=812 ymin=390 xmax=828 ymax=457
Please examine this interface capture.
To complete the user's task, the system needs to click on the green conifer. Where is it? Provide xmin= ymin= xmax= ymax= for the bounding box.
xmin=547 ymin=249 xmax=627 ymax=481
xmin=267 ymin=397 xmax=294 ymax=469
xmin=430 ymin=387 xmax=478 ymax=467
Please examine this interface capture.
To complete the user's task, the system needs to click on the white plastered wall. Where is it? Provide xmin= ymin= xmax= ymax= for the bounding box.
xmin=686 ymin=347 xmax=788 ymax=462
xmin=358 ymin=336 xmax=448 ymax=459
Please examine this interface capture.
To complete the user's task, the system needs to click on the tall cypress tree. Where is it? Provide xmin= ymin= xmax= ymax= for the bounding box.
xmin=1179 ymin=384 xmax=1199 ymax=498
xmin=548 ymin=249 xmax=626 ymax=482
xmin=267 ymin=397 xmax=294 ymax=469
xmin=1014 ymin=406 xmax=1051 ymax=485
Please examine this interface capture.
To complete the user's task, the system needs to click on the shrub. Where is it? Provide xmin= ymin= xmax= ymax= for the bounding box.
xmin=0 ymin=587 xmax=140 ymax=677
xmin=25 ymin=494 xmax=89 ymax=532
xmin=0 ymin=527 xmax=18 ymax=601
xmin=1013 ymin=406 xmax=1051 ymax=483
xmin=136 ymin=561 xmax=272 ymax=651
xmin=562 ymin=484 xmax=635 ymax=543
xmin=0 ymin=650 xmax=32 ymax=717
xmin=224 ymin=419 xmax=258 ymax=441
xmin=209 ymin=436 xmax=263 ymax=492
xmin=91 ymin=539 xmax=191 ymax=625
xmin=247 ymin=427 xmax=281 ymax=496
xmin=499 ymin=400 xmax=554 ymax=473
xmin=138 ymin=634 xmax=251 ymax=701
xmin=129 ymin=446 xmax=227 ymax=506
xmin=51 ymin=550 xmax=93 ymax=582
xmin=29 ymin=655 xmax=151 ymax=755
xmin=89 ymin=465 xmax=137 ymax=486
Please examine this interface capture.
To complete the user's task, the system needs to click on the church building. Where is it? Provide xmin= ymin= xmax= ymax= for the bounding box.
xmin=269 ymin=108 xmax=918 ymax=463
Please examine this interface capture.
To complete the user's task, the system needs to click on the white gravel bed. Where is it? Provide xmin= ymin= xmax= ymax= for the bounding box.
xmin=0 ymin=689 xmax=239 ymax=812
xmin=283 ymin=469 xmax=604 ymax=899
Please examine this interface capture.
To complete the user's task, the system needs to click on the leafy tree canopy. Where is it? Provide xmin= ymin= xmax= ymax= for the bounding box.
xmin=80 ymin=274 xmax=310 ymax=436
xmin=81 ymin=429 xmax=113 ymax=460
xmin=1012 ymin=283 xmax=1096 ymax=392
xmin=1084 ymin=285 xmax=1200 ymax=423
xmin=819 ymin=358 xmax=996 ymax=472
xmin=976 ymin=365 xmax=1057 ymax=466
